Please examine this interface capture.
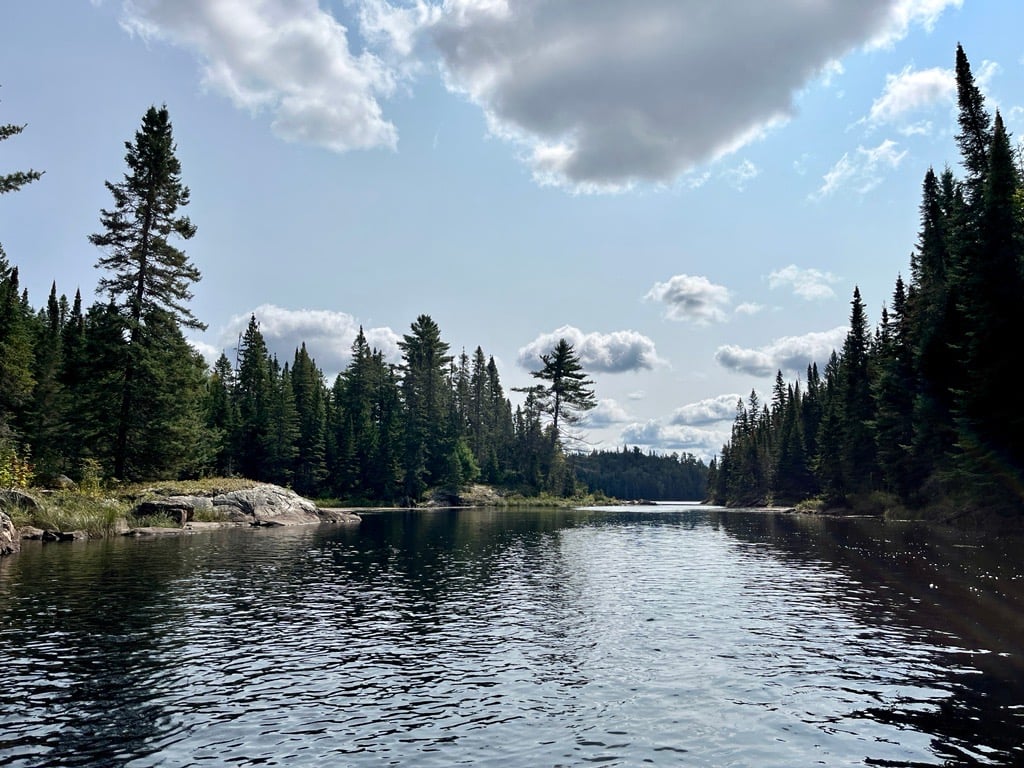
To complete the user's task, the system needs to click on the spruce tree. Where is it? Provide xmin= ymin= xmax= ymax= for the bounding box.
xmin=398 ymin=315 xmax=453 ymax=498
xmin=840 ymin=287 xmax=877 ymax=494
xmin=955 ymin=111 xmax=1024 ymax=504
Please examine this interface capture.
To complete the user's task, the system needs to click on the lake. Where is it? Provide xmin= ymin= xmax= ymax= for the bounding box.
xmin=1 ymin=504 xmax=1023 ymax=767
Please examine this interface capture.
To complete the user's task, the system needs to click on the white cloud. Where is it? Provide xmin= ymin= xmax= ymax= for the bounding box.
xmin=187 ymin=338 xmax=221 ymax=367
xmin=865 ymin=65 xmax=955 ymax=128
xmin=868 ymin=0 xmax=963 ymax=48
xmin=812 ymin=138 xmax=907 ymax=199
xmin=220 ymin=304 xmax=401 ymax=376
xmin=735 ymin=302 xmax=766 ymax=316
xmin=646 ymin=274 xmax=731 ymax=324
xmin=620 ymin=419 xmax=727 ymax=461
xmin=670 ymin=394 xmax=745 ymax=426
xmin=768 ymin=264 xmax=840 ymax=301
xmin=722 ymin=159 xmax=760 ymax=191
xmin=119 ymin=0 xmax=399 ymax=152
xmin=581 ymin=398 xmax=632 ymax=427
xmin=426 ymin=0 xmax=956 ymax=190
xmin=715 ymin=326 xmax=848 ymax=377
xmin=517 ymin=325 xmax=664 ymax=373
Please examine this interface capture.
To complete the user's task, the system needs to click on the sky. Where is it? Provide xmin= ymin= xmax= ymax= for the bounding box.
xmin=2 ymin=0 xmax=1022 ymax=462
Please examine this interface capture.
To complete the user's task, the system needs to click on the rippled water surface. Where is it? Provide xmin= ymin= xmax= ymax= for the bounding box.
xmin=2 ymin=505 xmax=1024 ymax=767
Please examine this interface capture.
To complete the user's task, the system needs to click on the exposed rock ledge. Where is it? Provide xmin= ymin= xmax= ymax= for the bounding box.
xmin=127 ymin=484 xmax=361 ymax=535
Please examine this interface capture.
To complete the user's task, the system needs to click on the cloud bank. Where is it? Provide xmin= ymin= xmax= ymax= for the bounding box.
xmin=670 ymin=394 xmax=745 ymax=426
xmin=620 ymin=420 xmax=727 ymax=460
xmin=219 ymin=304 xmax=402 ymax=376
xmin=517 ymin=325 xmax=663 ymax=373
xmin=115 ymin=0 xmax=962 ymax=190
xmin=715 ymin=326 xmax=848 ymax=377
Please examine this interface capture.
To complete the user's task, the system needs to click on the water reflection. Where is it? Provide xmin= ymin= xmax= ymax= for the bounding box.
xmin=2 ymin=508 xmax=1024 ymax=766
xmin=712 ymin=509 xmax=1024 ymax=766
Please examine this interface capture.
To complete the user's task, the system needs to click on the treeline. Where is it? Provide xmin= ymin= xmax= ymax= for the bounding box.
xmin=3 ymin=102 xmax=702 ymax=501
xmin=573 ymin=446 xmax=707 ymax=501
xmin=0 ymin=246 xmax=620 ymax=502
xmin=709 ymin=46 xmax=1024 ymax=517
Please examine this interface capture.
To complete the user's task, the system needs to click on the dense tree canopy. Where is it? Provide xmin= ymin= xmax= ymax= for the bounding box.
xmin=710 ymin=45 xmax=1024 ymax=518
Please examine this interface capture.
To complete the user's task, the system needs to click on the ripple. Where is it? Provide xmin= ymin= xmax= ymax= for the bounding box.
xmin=3 ymin=510 xmax=1024 ymax=766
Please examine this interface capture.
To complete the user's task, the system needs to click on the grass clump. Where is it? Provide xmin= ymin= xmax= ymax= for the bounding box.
xmin=18 ymin=491 xmax=132 ymax=538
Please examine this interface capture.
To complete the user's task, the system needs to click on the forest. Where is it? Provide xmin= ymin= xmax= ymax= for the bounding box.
xmin=709 ymin=46 xmax=1024 ymax=520
xmin=0 ymin=106 xmax=706 ymax=503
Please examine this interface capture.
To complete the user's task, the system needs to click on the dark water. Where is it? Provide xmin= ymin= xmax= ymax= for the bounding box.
xmin=2 ymin=505 xmax=1023 ymax=767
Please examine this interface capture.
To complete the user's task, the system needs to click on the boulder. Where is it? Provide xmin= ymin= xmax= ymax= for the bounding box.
xmin=0 ymin=489 xmax=42 ymax=512
xmin=213 ymin=485 xmax=322 ymax=526
xmin=1 ymin=511 xmax=19 ymax=557
xmin=132 ymin=498 xmax=195 ymax=527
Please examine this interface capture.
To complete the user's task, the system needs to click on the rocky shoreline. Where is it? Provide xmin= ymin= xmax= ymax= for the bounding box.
xmin=0 ymin=484 xmax=361 ymax=557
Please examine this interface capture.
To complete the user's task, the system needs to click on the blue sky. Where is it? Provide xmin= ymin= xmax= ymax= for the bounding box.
xmin=2 ymin=0 xmax=1021 ymax=461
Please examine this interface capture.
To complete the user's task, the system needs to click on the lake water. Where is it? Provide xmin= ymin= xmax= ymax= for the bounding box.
xmin=1 ymin=504 xmax=1023 ymax=767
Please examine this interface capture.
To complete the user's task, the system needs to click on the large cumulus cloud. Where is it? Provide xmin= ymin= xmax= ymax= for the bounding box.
xmin=428 ymin=0 xmax=958 ymax=190
xmin=120 ymin=0 xmax=399 ymax=152
xmin=517 ymin=325 xmax=664 ymax=373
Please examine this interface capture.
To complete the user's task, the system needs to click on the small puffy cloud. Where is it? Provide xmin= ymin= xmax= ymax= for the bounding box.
xmin=865 ymin=66 xmax=955 ymax=130
xmin=427 ymin=0 xmax=956 ymax=190
xmin=646 ymin=274 xmax=731 ymax=324
xmin=768 ymin=265 xmax=840 ymax=301
xmin=221 ymin=304 xmax=401 ymax=376
xmin=620 ymin=420 xmax=727 ymax=461
xmin=670 ymin=394 xmax=745 ymax=426
xmin=581 ymin=398 xmax=632 ymax=427
xmin=735 ymin=302 xmax=766 ymax=316
xmin=812 ymin=139 xmax=907 ymax=199
xmin=722 ymin=159 xmax=760 ymax=191
xmin=119 ymin=0 xmax=399 ymax=152
xmin=517 ymin=325 xmax=664 ymax=373
xmin=627 ymin=390 xmax=647 ymax=401
xmin=715 ymin=326 xmax=848 ymax=377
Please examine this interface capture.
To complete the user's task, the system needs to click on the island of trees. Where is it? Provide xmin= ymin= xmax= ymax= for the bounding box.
xmin=1 ymin=103 xmax=706 ymax=504
xmin=709 ymin=46 xmax=1024 ymax=523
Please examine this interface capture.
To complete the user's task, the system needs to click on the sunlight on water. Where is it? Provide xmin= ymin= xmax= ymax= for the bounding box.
xmin=2 ymin=507 xmax=1023 ymax=767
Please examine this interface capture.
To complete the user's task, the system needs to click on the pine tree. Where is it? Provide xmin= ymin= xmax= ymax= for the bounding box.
xmin=526 ymin=338 xmax=597 ymax=445
xmin=1 ymin=88 xmax=43 ymax=195
xmin=88 ymin=105 xmax=203 ymax=478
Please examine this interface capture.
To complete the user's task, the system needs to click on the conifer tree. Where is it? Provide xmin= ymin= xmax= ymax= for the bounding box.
xmin=955 ymin=111 xmax=1024 ymax=502
xmin=291 ymin=344 xmax=328 ymax=495
xmin=1 ymin=88 xmax=43 ymax=195
xmin=839 ymin=287 xmax=877 ymax=493
xmin=527 ymin=338 xmax=597 ymax=445
xmin=89 ymin=105 xmax=203 ymax=478
xmin=398 ymin=315 xmax=453 ymax=498
xmin=234 ymin=315 xmax=273 ymax=479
